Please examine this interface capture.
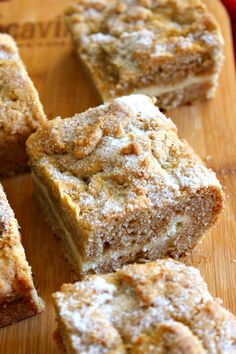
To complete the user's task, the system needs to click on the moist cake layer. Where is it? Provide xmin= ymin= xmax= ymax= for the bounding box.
xmin=33 ymin=168 xmax=221 ymax=276
xmin=27 ymin=94 xmax=223 ymax=276
xmin=65 ymin=0 xmax=224 ymax=109
xmin=53 ymin=260 xmax=236 ymax=354
xmin=33 ymin=169 xmax=190 ymax=274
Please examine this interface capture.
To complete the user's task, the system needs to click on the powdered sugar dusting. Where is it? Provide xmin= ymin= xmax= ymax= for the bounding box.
xmin=117 ymin=94 xmax=159 ymax=117
xmin=122 ymin=29 xmax=155 ymax=48
xmin=89 ymin=33 xmax=114 ymax=44
xmin=0 ymin=184 xmax=15 ymax=234
xmin=29 ymin=93 xmax=222 ymax=228
xmin=54 ymin=260 xmax=236 ymax=353
xmin=28 ymin=94 xmax=223 ymax=279
xmin=65 ymin=0 xmax=224 ymax=101
xmin=0 ymin=50 xmax=15 ymax=61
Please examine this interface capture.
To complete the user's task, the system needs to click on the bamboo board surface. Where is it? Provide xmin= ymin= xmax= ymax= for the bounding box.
xmin=0 ymin=0 xmax=236 ymax=353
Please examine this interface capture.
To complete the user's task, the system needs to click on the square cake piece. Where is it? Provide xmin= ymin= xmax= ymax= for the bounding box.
xmin=65 ymin=0 xmax=224 ymax=110
xmin=0 ymin=33 xmax=46 ymax=176
xmin=0 ymin=183 xmax=44 ymax=328
xmin=27 ymin=95 xmax=223 ymax=276
xmin=53 ymin=259 xmax=236 ymax=354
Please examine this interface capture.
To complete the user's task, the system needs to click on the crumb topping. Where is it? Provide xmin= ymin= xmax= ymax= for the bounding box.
xmin=53 ymin=260 xmax=236 ymax=353
xmin=0 ymin=34 xmax=46 ymax=140
xmin=27 ymin=94 xmax=221 ymax=227
xmin=65 ymin=0 xmax=224 ymax=96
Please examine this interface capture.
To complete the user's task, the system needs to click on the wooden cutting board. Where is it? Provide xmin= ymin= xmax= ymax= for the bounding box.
xmin=0 ymin=0 xmax=236 ymax=353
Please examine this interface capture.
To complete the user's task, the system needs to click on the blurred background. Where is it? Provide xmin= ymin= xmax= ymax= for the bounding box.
xmin=222 ymin=0 xmax=236 ymax=55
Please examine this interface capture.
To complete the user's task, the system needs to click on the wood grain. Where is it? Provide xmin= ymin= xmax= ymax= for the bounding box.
xmin=0 ymin=0 xmax=236 ymax=353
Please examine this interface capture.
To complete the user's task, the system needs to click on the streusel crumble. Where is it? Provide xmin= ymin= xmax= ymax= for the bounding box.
xmin=53 ymin=260 xmax=236 ymax=353
xmin=65 ymin=0 xmax=224 ymax=110
xmin=27 ymin=95 xmax=223 ymax=276
xmin=0 ymin=34 xmax=46 ymax=176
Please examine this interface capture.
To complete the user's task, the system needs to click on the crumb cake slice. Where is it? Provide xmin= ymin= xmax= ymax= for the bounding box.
xmin=0 ymin=183 xmax=44 ymax=328
xmin=53 ymin=259 xmax=236 ymax=354
xmin=27 ymin=94 xmax=223 ymax=276
xmin=65 ymin=0 xmax=224 ymax=110
xmin=0 ymin=33 xmax=46 ymax=176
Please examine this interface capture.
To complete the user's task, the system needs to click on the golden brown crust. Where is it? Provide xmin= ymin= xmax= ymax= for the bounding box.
xmin=65 ymin=0 xmax=224 ymax=108
xmin=27 ymin=95 xmax=223 ymax=276
xmin=53 ymin=260 xmax=236 ymax=354
xmin=0 ymin=183 xmax=44 ymax=328
xmin=0 ymin=33 xmax=46 ymax=176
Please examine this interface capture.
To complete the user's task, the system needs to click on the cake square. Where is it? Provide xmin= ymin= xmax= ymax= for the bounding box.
xmin=53 ymin=259 xmax=236 ymax=354
xmin=0 ymin=33 xmax=46 ymax=176
xmin=0 ymin=183 xmax=44 ymax=328
xmin=27 ymin=94 xmax=223 ymax=276
xmin=65 ymin=0 xmax=224 ymax=110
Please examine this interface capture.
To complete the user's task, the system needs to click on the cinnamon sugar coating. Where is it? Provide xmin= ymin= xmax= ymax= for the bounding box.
xmin=0 ymin=34 xmax=46 ymax=176
xmin=27 ymin=95 xmax=223 ymax=275
xmin=53 ymin=260 xmax=236 ymax=353
xmin=0 ymin=183 xmax=44 ymax=328
xmin=65 ymin=0 xmax=224 ymax=109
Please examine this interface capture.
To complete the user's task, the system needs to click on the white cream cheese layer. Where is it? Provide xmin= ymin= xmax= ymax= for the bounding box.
xmin=134 ymin=74 xmax=217 ymax=97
